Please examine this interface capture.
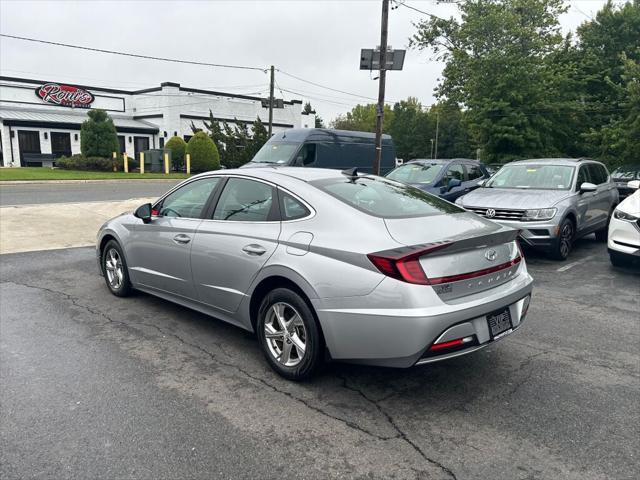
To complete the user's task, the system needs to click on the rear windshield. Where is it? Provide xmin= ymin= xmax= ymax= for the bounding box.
xmin=486 ymin=164 xmax=574 ymax=190
xmin=310 ymin=176 xmax=463 ymax=218
xmin=251 ymin=142 xmax=299 ymax=164
xmin=386 ymin=163 xmax=444 ymax=185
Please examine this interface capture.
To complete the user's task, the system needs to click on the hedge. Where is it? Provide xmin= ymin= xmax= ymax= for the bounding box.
xmin=57 ymin=154 xmax=123 ymax=171
xmin=186 ymin=131 xmax=220 ymax=172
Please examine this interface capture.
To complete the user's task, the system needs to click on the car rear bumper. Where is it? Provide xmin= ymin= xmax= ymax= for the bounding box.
xmin=312 ymin=268 xmax=534 ymax=368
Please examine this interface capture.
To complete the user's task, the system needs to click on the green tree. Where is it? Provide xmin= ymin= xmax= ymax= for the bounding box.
xmin=575 ymin=1 xmax=640 ymax=161
xmin=411 ymin=0 xmax=571 ymax=162
xmin=186 ymin=131 xmax=220 ymax=172
xmin=164 ymin=136 xmax=187 ymax=170
xmin=303 ymin=101 xmax=325 ymax=128
xmin=80 ymin=109 xmax=119 ymax=158
xmin=331 ymin=104 xmax=394 ymax=132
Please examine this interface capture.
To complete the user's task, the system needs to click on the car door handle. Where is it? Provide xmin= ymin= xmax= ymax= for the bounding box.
xmin=242 ymin=244 xmax=266 ymax=256
xmin=173 ymin=234 xmax=191 ymax=244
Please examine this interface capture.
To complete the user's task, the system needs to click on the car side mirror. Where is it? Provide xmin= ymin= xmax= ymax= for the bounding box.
xmin=627 ymin=180 xmax=640 ymax=190
xmin=579 ymin=182 xmax=597 ymax=194
xmin=448 ymin=178 xmax=462 ymax=191
xmin=134 ymin=203 xmax=152 ymax=223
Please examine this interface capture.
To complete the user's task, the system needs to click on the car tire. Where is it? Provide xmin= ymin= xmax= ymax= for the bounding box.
xmin=102 ymin=240 xmax=132 ymax=297
xmin=550 ymin=218 xmax=574 ymax=261
xmin=257 ymin=288 xmax=323 ymax=381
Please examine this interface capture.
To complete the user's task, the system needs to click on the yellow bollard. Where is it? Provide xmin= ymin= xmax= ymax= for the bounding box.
xmin=186 ymin=153 xmax=191 ymax=175
xmin=164 ymin=152 xmax=170 ymax=175
xmin=112 ymin=152 xmax=117 ymax=171
xmin=123 ymin=153 xmax=129 ymax=173
xmin=140 ymin=152 xmax=145 ymax=174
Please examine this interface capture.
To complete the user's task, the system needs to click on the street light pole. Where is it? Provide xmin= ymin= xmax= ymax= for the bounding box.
xmin=434 ymin=111 xmax=440 ymax=160
xmin=373 ymin=0 xmax=389 ymax=176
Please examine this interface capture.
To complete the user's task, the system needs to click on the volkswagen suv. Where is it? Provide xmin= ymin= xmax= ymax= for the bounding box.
xmin=456 ymin=158 xmax=619 ymax=260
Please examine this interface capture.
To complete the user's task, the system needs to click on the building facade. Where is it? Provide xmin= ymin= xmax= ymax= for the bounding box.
xmin=0 ymin=76 xmax=315 ymax=167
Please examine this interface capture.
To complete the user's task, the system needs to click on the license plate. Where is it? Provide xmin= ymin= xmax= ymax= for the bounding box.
xmin=487 ymin=308 xmax=513 ymax=340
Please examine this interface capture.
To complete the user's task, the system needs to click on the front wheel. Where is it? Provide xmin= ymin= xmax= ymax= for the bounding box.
xmin=257 ymin=288 xmax=323 ymax=381
xmin=102 ymin=240 xmax=132 ymax=297
xmin=550 ymin=218 xmax=574 ymax=261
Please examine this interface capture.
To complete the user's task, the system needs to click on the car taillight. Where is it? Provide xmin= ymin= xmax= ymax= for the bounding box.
xmin=367 ymin=242 xmax=452 ymax=285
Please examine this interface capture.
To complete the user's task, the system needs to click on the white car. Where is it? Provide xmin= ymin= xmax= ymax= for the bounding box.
xmin=608 ymin=180 xmax=640 ymax=267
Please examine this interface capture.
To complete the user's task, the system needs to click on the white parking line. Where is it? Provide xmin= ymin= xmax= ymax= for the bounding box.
xmin=556 ymin=255 xmax=595 ymax=272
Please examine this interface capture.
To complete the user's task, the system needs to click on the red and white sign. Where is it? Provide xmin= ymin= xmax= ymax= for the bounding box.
xmin=35 ymin=83 xmax=95 ymax=108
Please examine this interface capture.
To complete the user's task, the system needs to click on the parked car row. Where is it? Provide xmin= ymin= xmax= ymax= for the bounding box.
xmin=96 ymin=129 xmax=637 ymax=380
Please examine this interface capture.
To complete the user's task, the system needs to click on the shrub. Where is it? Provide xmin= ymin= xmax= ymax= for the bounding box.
xmin=80 ymin=109 xmax=119 ymax=158
xmin=56 ymin=154 xmax=122 ymax=171
xmin=165 ymin=136 xmax=187 ymax=170
xmin=186 ymin=131 xmax=220 ymax=172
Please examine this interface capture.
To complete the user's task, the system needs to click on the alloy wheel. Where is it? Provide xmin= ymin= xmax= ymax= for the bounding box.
xmin=560 ymin=222 xmax=573 ymax=258
xmin=105 ymin=248 xmax=124 ymax=290
xmin=264 ymin=302 xmax=307 ymax=367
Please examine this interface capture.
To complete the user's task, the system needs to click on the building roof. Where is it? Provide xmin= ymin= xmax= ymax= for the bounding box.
xmin=0 ymin=107 xmax=159 ymax=133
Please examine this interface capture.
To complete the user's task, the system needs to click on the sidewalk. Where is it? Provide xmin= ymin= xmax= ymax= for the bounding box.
xmin=0 ymin=179 xmax=179 ymax=186
xmin=0 ymin=198 xmax=154 ymax=254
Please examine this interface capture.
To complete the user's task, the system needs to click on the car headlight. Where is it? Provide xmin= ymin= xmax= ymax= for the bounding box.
xmin=523 ymin=208 xmax=557 ymax=221
xmin=613 ymin=209 xmax=639 ymax=222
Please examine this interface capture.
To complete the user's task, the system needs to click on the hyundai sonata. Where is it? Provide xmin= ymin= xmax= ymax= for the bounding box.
xmin=97 ymin=167 xmax=533 ymax=380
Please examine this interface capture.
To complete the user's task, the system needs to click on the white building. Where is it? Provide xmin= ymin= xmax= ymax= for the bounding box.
xmin=0 ymin=76 xmax=315 ymax=167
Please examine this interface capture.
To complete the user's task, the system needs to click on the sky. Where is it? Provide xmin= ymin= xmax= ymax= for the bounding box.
xmin=0 ymin=0 xmax=615 ymax=123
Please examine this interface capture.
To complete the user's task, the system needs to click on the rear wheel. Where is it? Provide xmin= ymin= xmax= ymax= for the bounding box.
xmin=550 ymin=218 xmax=574 ymax=261
xmin=257 ymin=288 xmax=323 ymax=381
xmin=102 ymin=240 xmax=132 ymax=297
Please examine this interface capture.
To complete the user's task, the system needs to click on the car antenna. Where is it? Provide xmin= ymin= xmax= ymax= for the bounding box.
xmin=341 ymin=167 xmax=359 ymax=182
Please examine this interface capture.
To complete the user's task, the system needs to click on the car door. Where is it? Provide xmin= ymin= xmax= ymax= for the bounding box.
xmin=574 ymin=164 xmax=599 ymax=231
xmin=440 ymin=163 xmax=466 ymax=201
xmin=190 ymin=176 xmax=281 ymax=313
xmin=463 ymin=163 xmax=486 ymax=194
xmin=125 ymin=177 xmax=222 ymax=299
xmin=587 ymin=163 xmax=614 ymax=227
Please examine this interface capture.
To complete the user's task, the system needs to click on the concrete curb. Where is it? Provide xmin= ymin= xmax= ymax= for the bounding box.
xmin=0 ymin=179 xmax=183 ymax=186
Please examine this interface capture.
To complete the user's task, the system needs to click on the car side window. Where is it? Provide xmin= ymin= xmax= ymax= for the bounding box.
xmin=576 ymin=166 xmax=591 ymax=190
xmin=279 ymin=191 xmax=310 ymax=221
xmin=157 ymin=177 xmax=220 ymax=219
xmin=587 ymin=164 xmax=607 ymax=185
xmin=212 ymin=178 xmax=277 ymax=222
xmin=294 ymin=143 xmax=316 ymax=166
xmin=466 ymin=164 xmax=484 ymax=181
xmin=445 ymin=164 xmax=464 ymax=184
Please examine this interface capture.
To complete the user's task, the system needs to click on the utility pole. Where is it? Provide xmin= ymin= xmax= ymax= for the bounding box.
xmin=373 ymin=0 xmax=389 ymax=176
xmin=268 ymin=65 xmax=275 ymax=137
xmin=434 ymin=111 xmax=440 ymax=160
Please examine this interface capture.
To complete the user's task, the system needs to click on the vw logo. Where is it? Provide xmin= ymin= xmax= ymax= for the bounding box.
xmin=485 ymin=249 xmax=498 ymax=261
xmin=485 ymin=208 xmax=496 ymax=218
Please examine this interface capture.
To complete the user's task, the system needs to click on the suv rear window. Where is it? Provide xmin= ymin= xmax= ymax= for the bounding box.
xmin=310 ymin=176 xmax=463 ymax=218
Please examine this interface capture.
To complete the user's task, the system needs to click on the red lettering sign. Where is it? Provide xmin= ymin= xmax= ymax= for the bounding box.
xmin=35 ymin=83 xmax=95 ymax=108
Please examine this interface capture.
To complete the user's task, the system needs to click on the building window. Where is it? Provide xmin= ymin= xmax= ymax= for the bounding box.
xmin=51 ymin=132 xmax=72 ymax=158
xmin=118 ymin=136 xmax=126 ymax=154
xmin=159 ymin=137 xmax=165 ymax=148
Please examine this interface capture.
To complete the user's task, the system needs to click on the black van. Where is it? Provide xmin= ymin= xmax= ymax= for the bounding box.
xmin=242 ymin=128 xmax=397 ymax=174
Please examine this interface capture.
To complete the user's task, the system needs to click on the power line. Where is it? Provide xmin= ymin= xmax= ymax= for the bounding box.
xmin=0 ymin=34 xmax=267 ymax=72
xmin=392 ymin=0 xmax=446 ymax=21
xmin=277 ymin=69 xmax=379 ymax=102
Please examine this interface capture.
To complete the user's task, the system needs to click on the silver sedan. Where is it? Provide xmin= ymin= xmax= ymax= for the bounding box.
xmin=97 ymin=167 xmax=533 ymax=380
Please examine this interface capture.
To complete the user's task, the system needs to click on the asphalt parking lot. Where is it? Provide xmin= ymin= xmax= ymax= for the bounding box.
xmin=1 ymin=238 xmax=638 ymax=479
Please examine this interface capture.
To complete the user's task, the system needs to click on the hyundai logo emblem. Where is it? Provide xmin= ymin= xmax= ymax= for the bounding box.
xmin=486 ymin=208 xmax=496 ymax=218
xmin=485 ymin=249 xmax=498 ymax=261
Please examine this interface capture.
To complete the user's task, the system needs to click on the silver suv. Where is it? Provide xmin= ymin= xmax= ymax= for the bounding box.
xmin=456 ymin=158 xmax=619 ymax=260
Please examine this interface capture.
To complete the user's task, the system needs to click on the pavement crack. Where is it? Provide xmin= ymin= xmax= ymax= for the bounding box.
xmin=338 ymin=375 xmax=458 ymax=480
xmin=2 ymin=280 xmax=396 ymax=442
